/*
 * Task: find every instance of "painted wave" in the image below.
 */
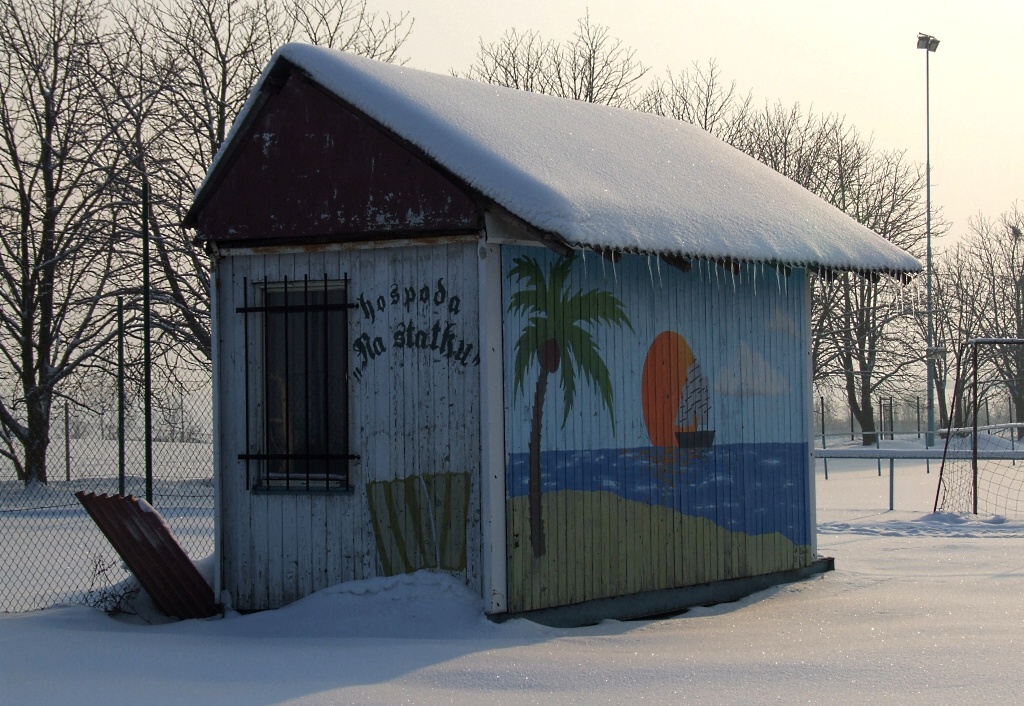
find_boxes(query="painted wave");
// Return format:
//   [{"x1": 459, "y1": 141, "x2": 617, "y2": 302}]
[{"x1": 506, "y1": 443, "x2": 811, "y2": 546}]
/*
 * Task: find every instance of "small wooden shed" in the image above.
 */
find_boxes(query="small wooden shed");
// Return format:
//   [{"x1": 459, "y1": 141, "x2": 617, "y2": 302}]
[{"x1": 186, "y1": 44, "x2": 920, "y2": 621}]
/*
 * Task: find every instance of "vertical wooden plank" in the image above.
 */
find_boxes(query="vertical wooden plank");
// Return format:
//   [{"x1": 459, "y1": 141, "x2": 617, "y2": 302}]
[
  {"x1": 801, "y1": 269, "x2": 816, "y2": 560},
  {"x1": 263, "y1": 252, "x2": 285, "y2": 609},
  {"x1": 704, "y1": 259, "x2": 720, "y2": 582},
  {"x1": 245, "y1": 255, "x2": 270, "y2": 608},
  {"x1": 217, "y1": 254, "x2": 245, "y2": 607},
  {"x1": 210, "y1": 264, "x2": 224, "y2": 602},
  {"x1": 279, "y1": 251, "x2": 301, "y2": 606},
  {"x1": 298, "y1": 250, "x2": 323, "y2": 598},
  {"x1": 354, "y1": 245, "x2": 381, "y2": 583}
]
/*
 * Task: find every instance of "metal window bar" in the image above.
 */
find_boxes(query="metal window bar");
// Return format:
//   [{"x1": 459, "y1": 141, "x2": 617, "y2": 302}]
[
  {"x1": 304, "y1": 275, "x2": 310, "y2": 491},
  {"x1": 243, "y1": 277, "x2": 252, "y2": 490},
  {"x1": 262, "y1": 274, "x2": 271, "y2": 488},
  {"x1": 323, "y1": 273, "x2": 331, "y2": 491},
  {"x1": 235, "y1": 275, "x2": 358, "y2": 491},
  {"x1": 286, "y1": 275, "x2": 293, "y2": 489}
]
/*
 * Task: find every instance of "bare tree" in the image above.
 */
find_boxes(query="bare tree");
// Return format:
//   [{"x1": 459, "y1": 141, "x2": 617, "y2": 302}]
[
  {"x1": 111, "y1": 0, "x2": 413, "y2": 364},
  {"x1": 734, "y1": 104, "x2": 932, "y2": 442},
  {"x1": 814, "y1": 143, "x2": 932, "y2": 443},
  {"x1": 463, "y1": 13, "x2": 647, "y2": 107},
  {"x1": 944, "y1": 206, "x2": 1024, "y2": 432},
  {"x1": 283, "y1": 0, "x2": 412, "y2": 61},
  {"x1": 635, "y1": 60, "x2": 751, "y2": 143},
  {"x1": 0, "y1": 0, "x2": 131, "y2": 483},
  {"x1": 928, "y1": 243, "x2": 990, "y2": 429},
  {"x1": 462, "y1": 28, "x2": 552, "y2": 94}
]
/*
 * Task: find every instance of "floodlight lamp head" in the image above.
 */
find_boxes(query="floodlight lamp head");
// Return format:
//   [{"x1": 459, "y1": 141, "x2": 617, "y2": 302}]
[{"x1": 918, "y1": 33, "x2": 939, "y2": 51}]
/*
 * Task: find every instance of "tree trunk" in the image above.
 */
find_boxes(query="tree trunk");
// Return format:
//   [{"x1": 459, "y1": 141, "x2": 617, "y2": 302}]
[
  {"x1": 935, "y1": 378, "x2": 949, "y2": 432},
  {"x1": 854, "y1": 404, "x2": 877, "y2": 446},
  {"x1": 527, "y1": 367, "x2": 550, "y2": 558},
  {"x1": 23, "y1": 389, "x2": 51, "y2": 485},
  {"x1": 1012, "y1": 390, "x2": 1024, "y2": 442},
  {"x1": 844, "y1": 367, "x2": 877, "y2": 446}
]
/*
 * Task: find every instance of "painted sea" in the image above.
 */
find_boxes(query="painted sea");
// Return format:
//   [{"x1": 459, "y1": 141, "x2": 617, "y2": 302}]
[{"x1": 506, "y1": 443, "x2": 811, "y2": 547}]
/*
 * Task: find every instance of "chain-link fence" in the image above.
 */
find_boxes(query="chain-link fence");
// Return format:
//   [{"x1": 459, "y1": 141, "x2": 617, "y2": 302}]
[{"x1": 0, "y1": 374, "x2": 213, "y2": 613}]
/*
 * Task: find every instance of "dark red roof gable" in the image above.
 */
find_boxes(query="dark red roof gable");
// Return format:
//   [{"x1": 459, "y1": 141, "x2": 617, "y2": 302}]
[{"x1": 190, "y1": 69, "x2": 482, "y2": 245}]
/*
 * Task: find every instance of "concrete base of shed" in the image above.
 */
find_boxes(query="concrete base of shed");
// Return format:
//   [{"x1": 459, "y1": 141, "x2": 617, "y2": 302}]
[{"x1": 494, "y1": 556, "x2": 835, "y2": 628}]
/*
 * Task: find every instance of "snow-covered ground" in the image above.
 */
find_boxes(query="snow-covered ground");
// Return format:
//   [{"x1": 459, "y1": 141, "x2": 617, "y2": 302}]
[{"x1": 4, "y1": 451, "x2": 1024, "y2": 704}]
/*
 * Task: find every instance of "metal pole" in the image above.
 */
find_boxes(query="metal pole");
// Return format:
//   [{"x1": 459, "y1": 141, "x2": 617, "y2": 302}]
[
  {"x1": 972, "y1": 342, "x2": 979, "y2": 514},
  {"x1": 917, "y1": 396, "x2": 921, "y2": 439},
  {"x1": 889, "y1": 458, "x2": 895, "y2": 511},
  {"x1": 64, "y1": 403, "x2": 70, "y2": 482},
  {"x1": 142, "y1": 180, "x2": 153, "y2": 504},
  {"x1": 1011, "y1": 393, "x2": 1017, "y2": 465},
  {"x1": 820, "y1": 396, "x2": 828, "y2": 480},
  {"x1": 924, "y1": 43, "x2": 936, "y2": 449},
  {"x1": 891, "y1": 397, "x2": 896, "y2": 439},
  {"x1": 884, "y1": 457, "x2": 892, "y2": 512},
  {"x1": 118, "y1": 296, "x2": 125, "y2": 496},
  {"x1": 876, "y1": 397, "x2": 882, "y2": 476}
]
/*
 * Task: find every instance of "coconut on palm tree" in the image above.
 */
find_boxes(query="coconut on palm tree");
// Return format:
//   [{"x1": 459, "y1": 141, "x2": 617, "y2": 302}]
[{"x1": 509, "y1": 253, "x2": 632, "y2": 557}]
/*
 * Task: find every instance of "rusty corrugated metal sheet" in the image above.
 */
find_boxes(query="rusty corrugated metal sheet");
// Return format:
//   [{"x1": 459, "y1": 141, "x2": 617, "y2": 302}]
[{"x1": 74, "y1": 492, "x2": 218, "y2": 620}]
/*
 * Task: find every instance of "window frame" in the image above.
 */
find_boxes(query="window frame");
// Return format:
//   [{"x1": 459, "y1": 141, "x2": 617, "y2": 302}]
[{"x1": 236, "y1": 274, "x2": 358, "y2": 493}]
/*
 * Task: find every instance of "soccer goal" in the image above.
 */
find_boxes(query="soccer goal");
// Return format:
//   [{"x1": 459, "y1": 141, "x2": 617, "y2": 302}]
[{"x1": 934, "y1": 338, "x2": 1024, "y2": 517}]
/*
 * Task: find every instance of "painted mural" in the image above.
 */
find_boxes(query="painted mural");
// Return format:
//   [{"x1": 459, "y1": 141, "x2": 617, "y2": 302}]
[
  {"x1": 507, "y1": 253, "x2": 632, "y2": 559},
  {"x1": 366, "y1": 471, "x2": 472, "y2": 576},
  {"x1": 502, "y1": 247, "x2": 813, "y2": 612},
  {"x1": 346, "y1": 256, "x2": 480, "y2": 582}
]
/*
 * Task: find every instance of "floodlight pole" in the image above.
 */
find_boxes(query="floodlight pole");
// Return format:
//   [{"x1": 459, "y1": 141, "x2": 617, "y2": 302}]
[{"x1": 919, "y1": 32, "x2": 939, "y2": 448}]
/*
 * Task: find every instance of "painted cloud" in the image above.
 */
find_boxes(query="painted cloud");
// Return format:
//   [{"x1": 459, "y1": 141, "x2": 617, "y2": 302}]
[{"x1": 715, "y1": 341, "x2": 789, "y2": 397}]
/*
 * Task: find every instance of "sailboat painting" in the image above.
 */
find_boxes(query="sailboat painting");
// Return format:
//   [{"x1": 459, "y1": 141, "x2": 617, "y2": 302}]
[
  {"x1": 641, "y1": 330, "x2": 715, "y2": 448},
  {"x1": 676, "y1": 358, "x2": 715, "y2": 448}
]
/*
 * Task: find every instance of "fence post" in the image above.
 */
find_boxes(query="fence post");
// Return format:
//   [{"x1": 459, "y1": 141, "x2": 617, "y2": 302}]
[
  {"x1": 820, "y1": 396, "x2": 828, "y2": 480},
  {"x1": 876, "y1": 397, "x2": 882, "y2": 476},
  {"x1": 972, "y1": 342, "x2": 979, "y2": 515},
  {"x1": 889, "y1": 458, "x2": 895, "y2": 511},
  {"x1": 917, "y1": 396, "x2": 921, "y2": 439},
  {"x1": 118, "y1": 296, "x2": 125, "y2": 497},
  {"x1": 1011, "y1": 393, "x2": 1017, "y2": 466},
  {"x1": 142, "y1": 180, "x2": 153, "y2": 505},
  {"x1": 64, "y1": 403, "x2": 70, "y2": 482}
]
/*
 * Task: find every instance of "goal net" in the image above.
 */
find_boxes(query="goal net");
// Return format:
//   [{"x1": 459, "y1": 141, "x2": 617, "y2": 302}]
[{"x1": 935, "y1": 339, "x2": 1024, "y2": 517}]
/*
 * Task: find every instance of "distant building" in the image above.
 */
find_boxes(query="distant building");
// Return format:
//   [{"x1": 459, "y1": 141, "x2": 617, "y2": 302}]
[{"x1": 186, "y1": 44, "x2": 920, "y2": 623}]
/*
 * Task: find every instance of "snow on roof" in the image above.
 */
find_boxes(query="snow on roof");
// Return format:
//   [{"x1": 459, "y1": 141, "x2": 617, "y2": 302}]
[{"x1": 215, "y1": 43, "x2": 922, "y2": 274}]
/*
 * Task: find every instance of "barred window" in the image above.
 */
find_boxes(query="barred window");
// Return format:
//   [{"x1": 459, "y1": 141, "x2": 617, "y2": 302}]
[{"x1": 238, "y1": 275, "x2": 357, "y2": 492}]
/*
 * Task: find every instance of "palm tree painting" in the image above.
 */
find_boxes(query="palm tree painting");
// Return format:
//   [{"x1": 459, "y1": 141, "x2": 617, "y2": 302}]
[{"x1": 509, "y1": 253, "x2": 632, "y2": 557}]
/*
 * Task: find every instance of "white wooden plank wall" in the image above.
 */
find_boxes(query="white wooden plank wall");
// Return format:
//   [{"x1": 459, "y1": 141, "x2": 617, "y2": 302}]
[{"x1": 216, "y1": 242, "x2": 482, "y2": 610}]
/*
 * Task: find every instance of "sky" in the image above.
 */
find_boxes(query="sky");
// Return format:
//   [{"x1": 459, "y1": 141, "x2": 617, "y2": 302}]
[
  {"x1": 375, "y1": 0, "x2": 1023, "y2": 250},
  {"x1": 5, "y1": 452, "x2": 1024, "y2": 704}
]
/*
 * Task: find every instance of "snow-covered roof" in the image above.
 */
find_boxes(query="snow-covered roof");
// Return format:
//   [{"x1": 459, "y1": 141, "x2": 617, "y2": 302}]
[{"x1": 207, "y1": 43, "x2": 922, "y2": 274}]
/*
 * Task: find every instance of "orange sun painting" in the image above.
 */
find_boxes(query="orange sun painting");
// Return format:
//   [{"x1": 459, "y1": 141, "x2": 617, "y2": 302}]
[{"x1": 641, "y1": 331, "x2": 714, "y2": 448}]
